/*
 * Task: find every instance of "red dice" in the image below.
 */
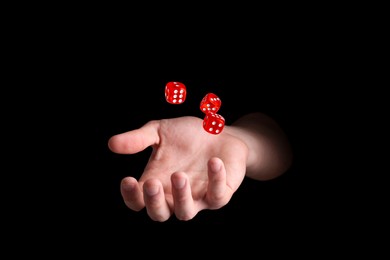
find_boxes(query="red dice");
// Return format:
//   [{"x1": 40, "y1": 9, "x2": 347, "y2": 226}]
[
  {"x1": 200, "y1": 93, "x2": 221, "y2": 114},
  {"x1": 200, "y1": 93, "x2": 224, "y2": 135},
  {"x1": 165, "y1": 81, "x2": 187, "y2": 104},
  {"x1": 203, "y1": 113, "x2": 225, "y2": 135}
]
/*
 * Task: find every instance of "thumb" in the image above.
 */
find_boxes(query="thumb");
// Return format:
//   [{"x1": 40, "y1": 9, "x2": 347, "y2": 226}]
[{"x1": 108, "y1": 120, "x2": 160, "y2": 154}]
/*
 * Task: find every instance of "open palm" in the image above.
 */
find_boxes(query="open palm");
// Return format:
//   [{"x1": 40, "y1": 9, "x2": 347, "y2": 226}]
[{"x1": 108, "y1": 116, "x2": 249, "y2": 221}]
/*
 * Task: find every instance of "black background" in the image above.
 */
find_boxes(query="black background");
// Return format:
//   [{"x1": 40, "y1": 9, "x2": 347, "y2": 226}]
[
  {"x1": 7, "y1": 8, "x2": 373, "y2": 255},
  {"x1": 24, "y1": 24, "x2": 350, "y2": 241},
  {"x1": 22, "y1": 36, "x2": 349, "y2": 245}
]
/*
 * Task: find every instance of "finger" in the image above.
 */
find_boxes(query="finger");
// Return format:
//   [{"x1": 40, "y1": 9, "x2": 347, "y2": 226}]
[
  {"x1": 120, "y1": 177, "x2": 144, "y2": 211},
  {"x1": 171, "y1": 172, "x2": 196, "y2": 221},
  {"x1": 108, "y1": 120, "x2": 160, "y2": 154},
  {"x1": 206, "y1": 157, "x2": 229, "y2": 208},
  {"x1": 143, "y1": 179, "x2": 171, "y2": 222}
]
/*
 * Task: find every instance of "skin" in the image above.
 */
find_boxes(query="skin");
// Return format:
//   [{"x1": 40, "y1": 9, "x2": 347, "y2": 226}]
[{"x1": 108, "y1": 112, "x2": 292, "y2": 222}]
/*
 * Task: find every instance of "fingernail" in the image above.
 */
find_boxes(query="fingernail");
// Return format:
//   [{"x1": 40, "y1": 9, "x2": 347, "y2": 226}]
[
  {"x1": 173, "y1": 177, "x2": 186, "y2": 189},
  {"x1": 145, "y1": 185, "x2": 159, "y2": 196},
  {"x1": 122, "y1": 182, "x2": 135, "y2": 192},
  {"x1": 210, "y1": 160, "x2": 221, "y2": 172}
]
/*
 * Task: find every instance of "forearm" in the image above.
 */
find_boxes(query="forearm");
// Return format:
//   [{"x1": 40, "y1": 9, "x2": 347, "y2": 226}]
[{"x1": 226, "y1": 112, "x2": 293, "y2": 180}]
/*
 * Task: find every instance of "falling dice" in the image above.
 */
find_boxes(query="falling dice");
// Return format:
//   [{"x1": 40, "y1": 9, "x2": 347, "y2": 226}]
[
  {"x1": 200, "y1": 93, "x2": 221, "y2": 114},
  {"x1": 165, "y1": 81, "x2": 187, "y2": 104},
  {"x1": 203, "y1": 113, "x2": 225, "y2": 135}
]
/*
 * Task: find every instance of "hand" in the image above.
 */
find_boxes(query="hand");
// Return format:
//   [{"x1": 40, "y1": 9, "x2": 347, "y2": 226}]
[{"x1": 108, "y1": 116, "x2": 249, "y2": 221}]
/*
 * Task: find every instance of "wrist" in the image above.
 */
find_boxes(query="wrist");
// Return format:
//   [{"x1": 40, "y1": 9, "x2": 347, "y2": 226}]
[{"x1": 227, "y1": 112, "x2": 292, "y2": 180}]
